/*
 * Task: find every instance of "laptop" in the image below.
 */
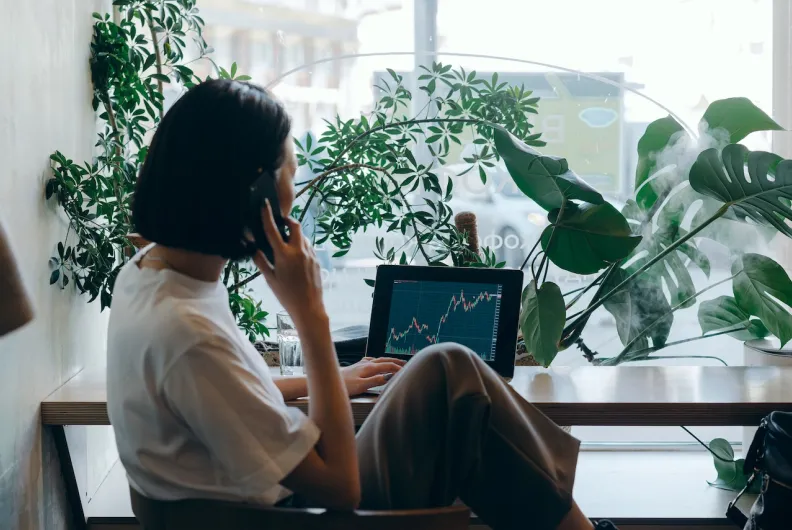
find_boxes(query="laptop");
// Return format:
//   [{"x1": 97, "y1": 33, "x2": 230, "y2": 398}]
[{"x1": 363, "y1": 265, "x2": 524, "y2": 393}]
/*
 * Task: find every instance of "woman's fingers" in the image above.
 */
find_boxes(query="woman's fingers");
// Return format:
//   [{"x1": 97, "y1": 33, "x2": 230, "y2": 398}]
[
  {"x1": 359, "y1": 374, "x2": 389, "y2": 389},
  {"x1": 252, "y1": 250, "x2": 275, "y2": 280},
  {"x1": 364, "y1": 362, "x2": 402, "y2": 376},
  {"x1": 284, "y1": 216, "x2": 303, "y2": 240},
  {"x1": 260, "y1": 200, "x2": 287, "y2": 253},
  {"x1": 371, "y1": 357, "x2": 406, "y2": 366}
]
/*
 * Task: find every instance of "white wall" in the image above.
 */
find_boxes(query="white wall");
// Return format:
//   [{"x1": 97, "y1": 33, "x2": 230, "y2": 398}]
[{"x1": 0, "y1": 1, "x2": 115, "y2": 528}]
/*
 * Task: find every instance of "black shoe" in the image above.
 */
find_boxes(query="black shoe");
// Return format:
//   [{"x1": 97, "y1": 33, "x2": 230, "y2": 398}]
[{"x1": 593, "y1": 521, "x2": 619, "y2": 530}]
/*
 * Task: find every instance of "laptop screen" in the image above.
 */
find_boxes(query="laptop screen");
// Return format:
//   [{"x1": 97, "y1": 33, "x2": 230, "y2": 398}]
[
  {"x1": 385, "y1": 280, "x2": 503, "y2": 361},
  {"x1": 367, "y1": 265, "x2": 522, "y2": 378}
]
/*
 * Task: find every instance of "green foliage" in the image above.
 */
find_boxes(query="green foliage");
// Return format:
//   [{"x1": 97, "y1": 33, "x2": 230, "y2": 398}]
[
  {"x1": 47, "y1": 1, "x2": 267, "y2": 337},
  {"x1": 493, "y1": 127, "x2": 603, "y2": 210},
  {"x1": 698, "y1": 295, "x2": 769, "y2": 341},
  {"x1": 702, "y1": 97, "x2": 784, "y2": 144},
  {"x1": 540, "y1": 203, "x2": 641, "y2": 275},
  {"x1": 708, "y1": 438, "x2": 760, "y2": 493},
  {"x1": 519, "y1": 280, "x2": 565, "y2": 367},
  {"x1": 732, "y1": 254, "x2": 792, "y2": 346},
  {"x1": 500, "y1": 95, "x2": 792, "y2": 366},
  {"x1": 690, "y1": 144, "x2": 792, "y2": 237},
  {"x1": 292, "y1": 63, "x2": 546, "y2": 268}
]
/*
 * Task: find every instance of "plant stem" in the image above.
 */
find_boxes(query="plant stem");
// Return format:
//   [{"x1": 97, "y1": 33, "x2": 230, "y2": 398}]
[
  {"x1": 300, "y1": 118, "x2": 488, "y2": 199},
  {"x1": 146, "y1": 11, "x2": 164, "y2": 120},
  {"x1": 680, "y1": 426, "x2": 735, "y2": 461},
  {"x1": 598, "y1": 324, "x2": 746, "y2": 366},
  {"x1": 101, "y1": 97, "x2": 131, "y2": 227},
  {"x1": 383, "y1": 172, "x2": 432, "y2": 264},
  {"x1": 565, "y1": 270, "x2": 607, "y2": 309},
  {"x1": 295, "y1": 163, "x2": 387, "y2": 199},
  {"x1": 638, "y1": 355, "x2": 729, "y2": 366},
  {"x1": 229, "y1": 268, "x2": 259, "y2": 292},
  {"x1": 562, "y1": 285, "x2": 588, "y2": 297},
  {"x1": 520, "y1": 237, "x2": 542, "y2": 271},
  {"x1": 565, "y1": 204, "x2": 729, "y2": 332},
  {"x1": 612, "y1": 272, "x2": 739, "y2": 362}
]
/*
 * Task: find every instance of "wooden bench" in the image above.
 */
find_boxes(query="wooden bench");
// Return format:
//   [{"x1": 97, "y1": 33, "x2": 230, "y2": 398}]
[{"x1": 44, "y1": 365, "x2": 792, "y2": 529}]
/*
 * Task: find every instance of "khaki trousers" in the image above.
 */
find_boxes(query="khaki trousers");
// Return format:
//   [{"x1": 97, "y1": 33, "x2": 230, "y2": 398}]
[{"x1": 356, "y1": 344, "x2": 580, "y2": 530}]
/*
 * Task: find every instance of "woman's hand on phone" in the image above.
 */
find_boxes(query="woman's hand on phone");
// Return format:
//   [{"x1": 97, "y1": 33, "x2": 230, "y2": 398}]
[{"x1": 254, "y1": 201, "x2": 326, "y2": 326}]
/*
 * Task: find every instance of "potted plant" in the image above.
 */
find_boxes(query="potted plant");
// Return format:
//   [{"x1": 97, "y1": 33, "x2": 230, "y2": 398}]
[
  {"x1": 487, "y1": 98, "x2": 790, "y2": 369},
  {"x1": 44, "y1": 1, "x2": 547, "y2": 345}
]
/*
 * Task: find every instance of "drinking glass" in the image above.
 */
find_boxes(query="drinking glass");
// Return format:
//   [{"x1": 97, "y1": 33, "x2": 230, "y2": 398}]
[{"x1": 278, "y1": 312, "x2": 303, "y2": 376}]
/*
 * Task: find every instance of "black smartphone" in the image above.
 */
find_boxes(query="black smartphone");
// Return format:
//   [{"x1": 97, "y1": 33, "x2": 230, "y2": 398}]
[{"x1": 247, "y1": 170, "x2": 289, "y2": 265}]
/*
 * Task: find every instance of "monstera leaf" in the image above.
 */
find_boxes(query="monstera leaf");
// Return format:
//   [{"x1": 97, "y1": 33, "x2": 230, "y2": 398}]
[
  {"x1": 634, "y1": 98, "x2": 782, "y2": 214},
  {"x1": 732, "y1": 253, "x2": 792, "y2": 346},
  {"x1": 689, "y1": 144, "x2": 792, "y2": 238},
  {"x1": 494, "y1": 127, "x2": 604, "y2": 211},
  {"x1": 702, "y1": 97, "x2": 784, "y2": 144},
  {"x1": 634, "y1": 116, "x2": 687, "y2": 210},
  {"x1": 698, "y1": 295, "x2": 769, "y2": 341},
  {"x1": 622, "y1": 199, "x2": 711, "y2": 309},
  {"x1": 519, "y1": 280, "x2": 565, "y2": 367},
  {"x1": 540, "y1": 202, "x2": 641, "y2": 275},
  {"x1": 601, "y1": 267, "x2": 673, "y2": 354}
]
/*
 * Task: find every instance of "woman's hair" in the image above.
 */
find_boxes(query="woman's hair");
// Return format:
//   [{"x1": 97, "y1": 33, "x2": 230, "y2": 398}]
[{"x1": 133, "y1": 79, "x2": 291, "y2": 259}]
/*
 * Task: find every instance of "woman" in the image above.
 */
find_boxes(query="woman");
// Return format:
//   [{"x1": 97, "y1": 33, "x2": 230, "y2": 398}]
[{"x1": 106, "y1": 79, "x2": 617, "y2": 530}]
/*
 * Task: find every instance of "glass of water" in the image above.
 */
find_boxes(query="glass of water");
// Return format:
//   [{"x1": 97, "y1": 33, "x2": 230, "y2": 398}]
[{"x1": 278, "y1": 312, "x2": 303, "y2": 376}]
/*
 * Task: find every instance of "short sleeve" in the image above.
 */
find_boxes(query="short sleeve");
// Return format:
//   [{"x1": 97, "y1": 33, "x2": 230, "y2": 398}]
[{"x1": 161, "y1": 336, "x2": 320, "y2": 496}]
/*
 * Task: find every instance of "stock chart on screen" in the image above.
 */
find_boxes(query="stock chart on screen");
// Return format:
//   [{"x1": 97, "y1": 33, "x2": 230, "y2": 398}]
[{"x1": 385, "y1": 280, "x2": 502, "y2": 361}]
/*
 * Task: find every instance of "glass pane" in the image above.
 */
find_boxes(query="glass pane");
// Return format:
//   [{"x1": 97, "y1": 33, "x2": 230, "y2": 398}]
[
  {"x1": 199, "y1": 0, "x2": 780, "y2": 359},
  {"x1": 196, "y1": 0, "x2": 782, "y2": 446}
]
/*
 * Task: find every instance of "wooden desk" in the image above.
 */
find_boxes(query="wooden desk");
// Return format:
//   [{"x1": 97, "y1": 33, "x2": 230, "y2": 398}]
[{"x1": 43, "y1": 365, "x2": 792, "y2": 426}]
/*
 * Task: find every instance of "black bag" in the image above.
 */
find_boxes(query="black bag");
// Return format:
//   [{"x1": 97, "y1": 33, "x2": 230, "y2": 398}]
[{"x1": 728, "y1": 411, "x2": 792, "y2": 529}]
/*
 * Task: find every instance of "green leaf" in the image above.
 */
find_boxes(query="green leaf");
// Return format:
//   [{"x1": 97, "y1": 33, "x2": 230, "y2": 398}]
[
  {"x1": 698, "y1": 295, "x2": 770, "y2": 341},
  {"x1": 602, "y1": 267, "x2": 673, "y2": 354},
  {"x1": 689, "y1": 144, "x2": 792, "y2": 237},
  {"x1": 49, "y1": 269, "x2": 60, "y2": 285},
  {"x1": 149, "y1": 73, "x2": 170, "y2": 83},
  {"x1": 701, "y1": 97, "x2": 784, "y2": 144},
  {"x1": 519, "y1": 280, "x2": 565, "y2": 367},
  {"x1": 541, "y1": 202, "x2": 641, "y2": 275},
  {"x1": 707, "y1": 438, "x2": 759, "y2": 493},
  {"x1": 732, "y1": 253, "x2": 792, "y2": 346},
  {"x1": 235, "y1": 75, "x2": 251, "y2": 81},
  {"x1": 364, "y1": 279, "x2": 375, "y2": 287},
  {"x1": 623, "y1": 201, "x2": 703, "y2": 308},
  {"x1": 494, "y1": 127, "x2": 604, "y2": 211},
  {"x1": 230, "y1": 62, "x2": 237, "y2": 78},
  {"x1": 634, "y1": 116, "x2": 687, "y2": 210}
]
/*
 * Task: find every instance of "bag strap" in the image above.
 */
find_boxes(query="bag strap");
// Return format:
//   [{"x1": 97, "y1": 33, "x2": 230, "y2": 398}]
[{"x1": 726, "y1": 471, "x2": 756, "y2": 528}]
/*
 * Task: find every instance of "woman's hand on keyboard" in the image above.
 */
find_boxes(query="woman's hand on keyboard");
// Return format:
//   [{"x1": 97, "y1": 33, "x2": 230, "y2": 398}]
[{"x1": 341, "y1": 357, "x2": 406, "y2": 396}]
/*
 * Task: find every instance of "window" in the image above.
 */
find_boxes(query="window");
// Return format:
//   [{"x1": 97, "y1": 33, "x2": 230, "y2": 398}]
[{"x1": 201, "y1": 1, "x2": 788, "y2": 447}]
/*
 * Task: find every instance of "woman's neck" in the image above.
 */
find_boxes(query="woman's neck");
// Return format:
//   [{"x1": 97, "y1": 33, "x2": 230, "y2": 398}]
[{"x1": 143, "y1": 245, "x2": 227, "y2": 283}]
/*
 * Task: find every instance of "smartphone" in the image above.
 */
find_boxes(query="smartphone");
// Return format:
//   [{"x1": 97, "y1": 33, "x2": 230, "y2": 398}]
[{"x1": 247, "y1": 170, "x2": 289, "y2": 265}]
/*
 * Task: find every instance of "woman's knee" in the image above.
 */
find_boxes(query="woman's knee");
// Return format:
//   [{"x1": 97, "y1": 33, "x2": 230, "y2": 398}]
[{"x1": 415, "y1": 342, "x2": 482, "y2": 370}]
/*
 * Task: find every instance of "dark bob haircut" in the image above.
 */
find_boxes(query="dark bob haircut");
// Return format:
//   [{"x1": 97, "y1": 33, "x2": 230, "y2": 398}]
[{"x1": 133, "y1": 79, "x2": 291, "y2": 259}]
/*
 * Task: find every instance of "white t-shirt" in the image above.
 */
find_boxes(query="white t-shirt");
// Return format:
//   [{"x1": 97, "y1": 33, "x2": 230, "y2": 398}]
[{"x1": 106, "y1": 246, "x2": 319, "y2": 505}]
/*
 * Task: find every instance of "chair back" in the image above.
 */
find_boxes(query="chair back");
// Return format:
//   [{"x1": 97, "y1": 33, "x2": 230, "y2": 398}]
[{"x1": 130, "y1": 487, "x2": 470, "y2": 530}]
